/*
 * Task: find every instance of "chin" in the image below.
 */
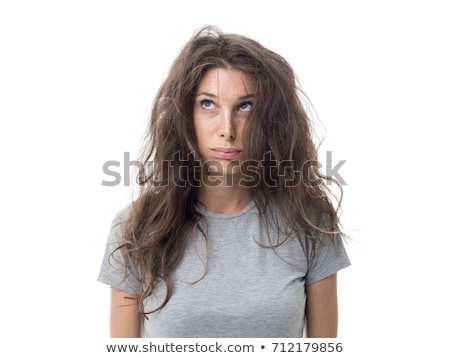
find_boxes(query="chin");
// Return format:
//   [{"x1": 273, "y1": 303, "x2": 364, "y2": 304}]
[{"x1": 205, "y1": 159, "x2": 242, "y2": 175}]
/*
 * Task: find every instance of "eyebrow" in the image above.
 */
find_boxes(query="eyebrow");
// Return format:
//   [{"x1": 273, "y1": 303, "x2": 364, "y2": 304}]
[{"x1": 196, "y1": 92, "x2": 255, "y2": 101}]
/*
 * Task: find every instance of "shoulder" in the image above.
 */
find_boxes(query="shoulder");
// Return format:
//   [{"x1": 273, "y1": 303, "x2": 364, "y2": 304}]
[{"x1": 110, "y1": 202, "x2": 133, "y2": 229}]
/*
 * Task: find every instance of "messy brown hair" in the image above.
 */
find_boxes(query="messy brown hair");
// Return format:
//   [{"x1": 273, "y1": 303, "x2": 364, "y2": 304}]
[{"x1": 111, "y1": 25, "x2": 345, "y2": 316}]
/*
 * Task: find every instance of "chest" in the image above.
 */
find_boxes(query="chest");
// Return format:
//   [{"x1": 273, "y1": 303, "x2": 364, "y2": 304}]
[{"x1": 143, "y1": 216, "x2": 308, "y2": 337}]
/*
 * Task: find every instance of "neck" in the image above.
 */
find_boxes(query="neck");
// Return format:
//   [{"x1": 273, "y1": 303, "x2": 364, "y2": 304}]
[{"x1": 197, "y1": 174, "x2": 253, "y2": 215}]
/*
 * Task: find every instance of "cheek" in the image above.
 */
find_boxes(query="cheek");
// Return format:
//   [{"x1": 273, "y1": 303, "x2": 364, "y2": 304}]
[
  {"x1": 194, "y1": 116, "x2": 213, "y2": 137},
  {"x1": 196, "y1": 128, "x2": 212, "y2": 149},
  {"x1": 192, "y1": 112, "x2": 201, "y2": 137},
  {"x1": 193, "y1": 120, "x2": 207, "y2": 146}
]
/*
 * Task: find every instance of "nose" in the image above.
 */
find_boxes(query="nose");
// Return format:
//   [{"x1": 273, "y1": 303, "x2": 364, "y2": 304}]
[{"x1": 219, "y1": 110, "x2": 236, "y2": 140}]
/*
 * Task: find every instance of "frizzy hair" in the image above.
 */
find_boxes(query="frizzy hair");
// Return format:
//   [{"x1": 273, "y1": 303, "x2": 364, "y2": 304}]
[{"x1": 111, "y1": 25, "x2": 345, "y2": 316}]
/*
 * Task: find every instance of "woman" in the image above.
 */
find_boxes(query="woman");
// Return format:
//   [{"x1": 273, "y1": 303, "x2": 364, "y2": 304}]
[{"x1": 98, "y1": 26, "x2": 350, "y2": 338}]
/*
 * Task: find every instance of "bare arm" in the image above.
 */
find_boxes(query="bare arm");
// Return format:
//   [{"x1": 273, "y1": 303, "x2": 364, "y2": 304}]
[
  {"x1": 305, "y1": 273, "x2": 338, "y2": 338},
  {"x1": 110, "y1": 287, "x2": 142, "y2": 338}
]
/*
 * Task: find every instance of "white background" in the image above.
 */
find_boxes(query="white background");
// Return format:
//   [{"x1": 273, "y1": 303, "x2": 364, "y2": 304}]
[{"x1": 1, "y1": 0, "x2": 449, "y2": 356}]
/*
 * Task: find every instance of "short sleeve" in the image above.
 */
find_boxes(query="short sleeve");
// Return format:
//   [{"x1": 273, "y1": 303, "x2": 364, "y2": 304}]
[
  {"x1": 304, "y1": 233, "x2": 351, "y2": 285},
  {"x1": 97, "y1": 207, "x2": 141, "y2": 294}
]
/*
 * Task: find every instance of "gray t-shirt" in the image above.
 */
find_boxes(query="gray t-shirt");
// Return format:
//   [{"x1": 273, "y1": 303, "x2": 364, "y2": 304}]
[{"x1": 98, "y1": 200, "x2": 350, "y2": 338}]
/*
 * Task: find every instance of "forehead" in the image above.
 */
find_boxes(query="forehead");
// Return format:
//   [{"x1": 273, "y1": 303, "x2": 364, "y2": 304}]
[{"x1": 196, "y1": 67, "x2": 256, "y2": 96}]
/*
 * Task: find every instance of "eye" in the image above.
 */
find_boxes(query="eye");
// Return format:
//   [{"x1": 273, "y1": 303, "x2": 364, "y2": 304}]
[
  {"x1": 201, "y1": 100, "x2": 215, "y2": 109},
  {"x1": 239, "y1": 102, "x2": 253, "y2": 112}
]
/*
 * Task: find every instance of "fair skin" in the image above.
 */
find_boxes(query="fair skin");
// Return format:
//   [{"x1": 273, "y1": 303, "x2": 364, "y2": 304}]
[
  {"x1": 305, "y1": 273, "x2": 339, "y2": 337},
  {"x1": 193, "y1": 67, "x2": 254, "y2": 214},
  {"x1": 110, "y1": 288, "x2": 141, "y2": 337},
  {"x1": 110, "y1": 67, "x2": 339, "y2": 337}
]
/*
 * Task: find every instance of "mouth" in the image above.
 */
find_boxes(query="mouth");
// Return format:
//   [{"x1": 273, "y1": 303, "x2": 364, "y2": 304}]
[{"x1": 211, "y1": 148, "x2": 242, "y2": 159}]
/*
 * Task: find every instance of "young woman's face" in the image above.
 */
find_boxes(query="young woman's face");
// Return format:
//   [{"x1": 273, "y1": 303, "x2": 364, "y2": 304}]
[{"x1": 193, "y1": 67, "x2": 256, "y2": 176}]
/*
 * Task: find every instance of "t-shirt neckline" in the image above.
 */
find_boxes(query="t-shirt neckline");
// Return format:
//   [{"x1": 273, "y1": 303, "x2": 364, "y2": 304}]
[{"x1": 199, "y1": 200, "x2": 256, "y2": 220}]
